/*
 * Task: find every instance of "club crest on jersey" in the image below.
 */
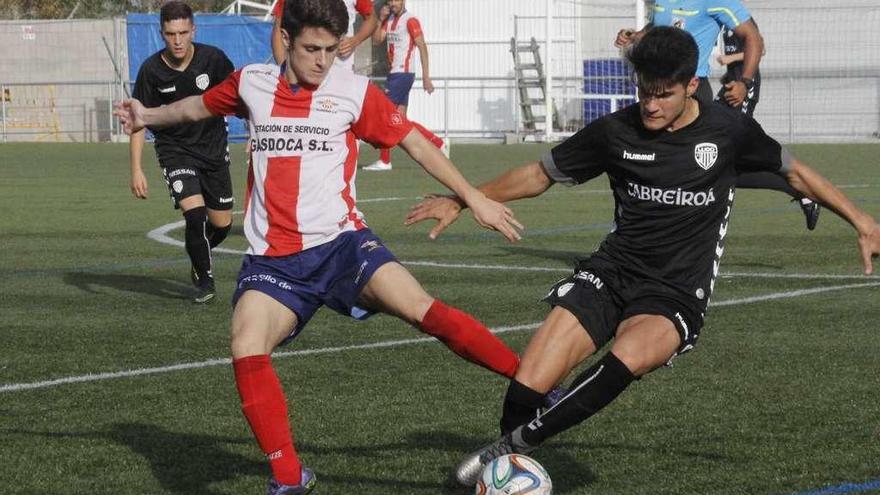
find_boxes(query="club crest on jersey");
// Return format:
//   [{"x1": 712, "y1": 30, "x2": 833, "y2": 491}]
[
  {"x1": 316, "y1": 97, "x2": 338, "y2": 114},
  {"x1": 195, "y1": 74, "x2": 210, "y2": 90},
  {"x1": 694, "y1": 142, "x2": 718, "y2": 170}
]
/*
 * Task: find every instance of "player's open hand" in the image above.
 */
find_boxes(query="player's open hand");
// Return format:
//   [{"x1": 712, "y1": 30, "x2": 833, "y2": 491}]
[
  {"x1": 405, "y1": 194, "x2": 463, "y2": 239},
  {"x1": 723, "y1": 81, "x2": 747, "y2": 107},
  {"x1": 467, "y1": 194, "x2": 524, "y2": 242},
  {"x1": 857, "y1": 221, "x2": 880, "y2": 275},
  {"x1": 113, "y1": 99, "x2": 146, "y2": 135},
  {"x1": 130, "y1": 169, "x2": 149, "y2": 199}
]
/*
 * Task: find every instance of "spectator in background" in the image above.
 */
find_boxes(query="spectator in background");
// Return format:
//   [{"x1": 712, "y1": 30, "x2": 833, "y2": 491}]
[{"x1": 363, "y1": 0, "x2": 448, "y2": 171}]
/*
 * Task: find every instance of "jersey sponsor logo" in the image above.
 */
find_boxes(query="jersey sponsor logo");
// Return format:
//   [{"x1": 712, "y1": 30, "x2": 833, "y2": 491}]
[
  {"x1": 622, "y1": 149, "x2": 656, "y2": 162},
  {"x1": 626, "y1": 181, "x2": 717, "y2": 207},
  {"x1": 694, "y1": 142, "x2": 719, "y2": 170},
  {"x1": 574, "y1": 270, "x2": 604, "y2": 290},
  {"x1": 249, "y1": 137, "x2": 334, "y2": 153},
  {"x1": 195, "y1": 73, "x2": 210, "y2": 91},
  {"x1": 158, "y1": 85, "x2": 176, "y2": 94}
]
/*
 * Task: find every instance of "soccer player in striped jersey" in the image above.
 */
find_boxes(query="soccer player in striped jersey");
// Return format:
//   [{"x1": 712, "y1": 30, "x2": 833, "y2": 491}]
[
  {"x1": 408, "y1": 27, "x2": 880, "y2": 488},
  {"x1": 116, "y1": 1, "x2": 526, "y2": 493},
  {"x1": 363, "y1": 0, "x2": 448, "y2": 171}
]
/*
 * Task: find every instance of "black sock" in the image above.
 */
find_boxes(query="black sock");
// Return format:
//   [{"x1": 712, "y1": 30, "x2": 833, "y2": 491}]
[
  {"x1": 521, "y1": 352, "x2": 635, "y2": 446},
  {"x1": 206, "y1": 220, "x2": 232, "y2": 248},
  {"x1": 183, "y1": 207, "x2": 212, "y2": 286},
  {"x1": 500, "y1": 380, "x2": 545, "y2": 435}
]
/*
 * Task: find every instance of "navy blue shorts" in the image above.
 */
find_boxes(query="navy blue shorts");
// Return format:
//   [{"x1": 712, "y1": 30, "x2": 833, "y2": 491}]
[
  {"x1": 385, "y1": 72, "x2": 415, "y2": 106},
  {"x1": 232, "y1": 229, "x2": 398, "y2": 344}
]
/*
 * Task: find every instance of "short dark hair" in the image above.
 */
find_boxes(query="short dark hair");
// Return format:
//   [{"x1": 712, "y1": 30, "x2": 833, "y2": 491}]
[
  {"x1": 628, "y1": 26, "x2": 698, "y2": 93},
  {"x1": 281, "y1": 0, "x2": 349, "y2": 41},
  {"x1": 160, "y1": 1, "x2": 194, "y2": 26}
]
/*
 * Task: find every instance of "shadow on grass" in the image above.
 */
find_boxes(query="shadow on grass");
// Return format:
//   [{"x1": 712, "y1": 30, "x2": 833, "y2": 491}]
[
  {"x1": 62, "y1": 272, "x2": 191, "y2": 300},
  {"x1": 8, "y1": 423, "x2": 261, "y2": 494}
]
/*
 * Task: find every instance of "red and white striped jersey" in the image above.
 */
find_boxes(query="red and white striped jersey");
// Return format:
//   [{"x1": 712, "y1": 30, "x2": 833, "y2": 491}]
[
  {"x1": 383, "y1": 10, "x2": 423, "y2": 74},
  {"x1": 272, "y1": 0, "x2": 374, "y2": 70},
  {"x1": 202, "y1": 63, "x2": 412, "y2": 256}
]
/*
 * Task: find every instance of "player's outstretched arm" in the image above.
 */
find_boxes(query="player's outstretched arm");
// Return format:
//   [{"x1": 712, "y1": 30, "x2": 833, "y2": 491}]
[
  {"x1": 786, "y1": 158, "x2": 880, "y2": 274},
  {"x1": 399, "y1": 129, "x2": 524, "y2": 242},
  {"x1": 405, "y1": 159, "x2": 553, "y2": 240},
  {"x1": 114, "y1": 95, "x2": 213, "y2": 135},
  {"x1": 128, "y1": 128, "x2": 149, "y2": 199}
]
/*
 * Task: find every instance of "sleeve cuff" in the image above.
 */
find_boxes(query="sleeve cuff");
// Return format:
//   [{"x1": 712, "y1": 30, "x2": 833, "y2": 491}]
[
  {"x1": 779, "y1": 146, "x2": 793, "y2": 174},
  {"x1": 540, "y1": 150, "x2": 575, "y2": 186}
]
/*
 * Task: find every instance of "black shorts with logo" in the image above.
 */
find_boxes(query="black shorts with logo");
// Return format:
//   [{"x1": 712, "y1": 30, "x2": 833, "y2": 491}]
[
  {"x1": 542, "y1": 257, "x2": 704, "y2": 356},
  {"x1": 160, "y1": 157, "x2": 234, "y2": 211}
]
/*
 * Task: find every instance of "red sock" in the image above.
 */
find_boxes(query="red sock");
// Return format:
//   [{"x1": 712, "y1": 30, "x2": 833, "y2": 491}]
[
  {"x1": 413, "y1": 121, "x2": 444, "y2": 148},
  {"x1": 380, "y1": 148, "x2": 391, "y2": 163},
  {"x1": 233, "y1": 355, "x2": 302, "y2": 485},
  {"x1": 419, "y1": 300, "x2": 519, "y2": 378}
]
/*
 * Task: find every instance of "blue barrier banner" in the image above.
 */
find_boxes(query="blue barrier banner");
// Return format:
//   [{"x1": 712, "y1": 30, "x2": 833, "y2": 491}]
[
  {"x1": 127, "y1": 13, "x2": 273, "y2": 141},
  {"x1": 583, "y1": 59, "x2": 636, "y2": 124}
]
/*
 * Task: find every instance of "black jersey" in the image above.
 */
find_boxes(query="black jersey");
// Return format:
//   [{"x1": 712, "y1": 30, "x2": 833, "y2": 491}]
[
  {"x1": 542, "y1": 101, "x2": 788, "y2": 307},
  {"x1": 720, "y1": 26, "x2": 760, "y2": 85},
  {"x1": 133, "y1": 43, "x2": 234, "y2": 168}
]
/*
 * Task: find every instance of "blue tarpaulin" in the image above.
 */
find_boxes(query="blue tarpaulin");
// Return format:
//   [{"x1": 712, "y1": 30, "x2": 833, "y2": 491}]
[
  {"x1": 583, "y1": 59, "x2": 637, "y2": 124},
  {"x1": 127, "y1": 14, "x2": 273, "y2": 141}
]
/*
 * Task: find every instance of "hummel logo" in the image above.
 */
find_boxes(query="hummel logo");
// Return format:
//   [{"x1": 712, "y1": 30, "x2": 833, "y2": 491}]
[
  {"x1": 622, "y1": 149, "x2": 656, "y2": 161},
  {"x1": 158, "y1": 86, "x2": 176, "y2": 94}
]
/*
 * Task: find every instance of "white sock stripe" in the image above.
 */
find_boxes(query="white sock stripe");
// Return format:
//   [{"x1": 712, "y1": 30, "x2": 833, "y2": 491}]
[{"x1": 538, "y1": 364, "x2": 605, "y2": 418}]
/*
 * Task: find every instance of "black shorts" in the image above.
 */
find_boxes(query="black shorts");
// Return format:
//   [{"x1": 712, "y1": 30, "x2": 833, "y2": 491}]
[
  {"x1": 542, "y1": 257, "x2": 704, "y2": 356},
  {"x1": 160, "y1": 157, "x2": 234, "y2": 211}
]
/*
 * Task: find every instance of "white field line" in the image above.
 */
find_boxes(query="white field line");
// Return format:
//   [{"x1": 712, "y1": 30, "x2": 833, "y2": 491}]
[
  {"x1": 21, "y1": 213, "x2": 871, "y2": 395},
  {"x1": 2, "y1": 282, "x2": 877, "y2": 394},
  {"x1": 147, "y1": 219, "x2": 880, "y2": 281}
]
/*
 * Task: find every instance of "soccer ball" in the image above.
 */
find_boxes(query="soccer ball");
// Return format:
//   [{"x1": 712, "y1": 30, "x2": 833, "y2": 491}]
[{"x1": 475, "y1": 454, "x2": 552, "y2": 494}]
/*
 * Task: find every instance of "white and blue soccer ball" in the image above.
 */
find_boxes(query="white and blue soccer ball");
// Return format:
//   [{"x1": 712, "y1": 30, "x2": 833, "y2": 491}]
[{"x1": 475, "y1": 454, "x2": 552, "y2": 494}]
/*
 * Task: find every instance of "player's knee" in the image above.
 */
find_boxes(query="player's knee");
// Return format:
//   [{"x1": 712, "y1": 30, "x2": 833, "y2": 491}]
[
  {"x1": 209, "y1": 220, "x2": 232, "y2": 247},
  {"x1": 183, "y1": 206, "x2": 208, "y2": 233},
  {"x1": 405, "y1": 295, "x2": 436, "y2": 326},
  {"x1": 230, "y1": 321, "x2": 269, "y2": 358}
]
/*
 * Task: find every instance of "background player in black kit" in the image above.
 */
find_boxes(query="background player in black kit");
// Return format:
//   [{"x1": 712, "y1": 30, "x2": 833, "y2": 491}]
[
  {"x1": 714, "y1": 23, "x2": 821, "y2": 229},
  {"x1": 406, "y1": 26, "x2": 880, "y2": 488},
  {"x1": 129, "y1": 1, "x2": 235, "y2": 303}
]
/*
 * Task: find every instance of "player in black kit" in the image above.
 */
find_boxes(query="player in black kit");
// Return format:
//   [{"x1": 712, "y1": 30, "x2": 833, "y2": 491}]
[
  {"x1": 714, "y1": 23, "x2": 820, "y2": 229},
  {"x1": 129, "y1": 1, "x2": 235, "y2": 303},
  {"x1": 405, "y1": 26, "x2": 880, "y2": 488}
]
